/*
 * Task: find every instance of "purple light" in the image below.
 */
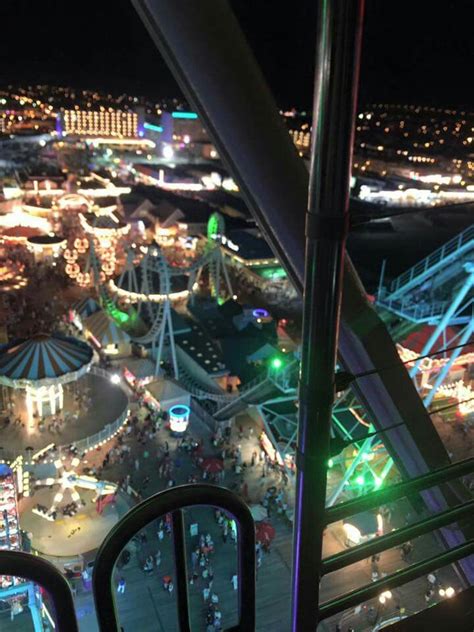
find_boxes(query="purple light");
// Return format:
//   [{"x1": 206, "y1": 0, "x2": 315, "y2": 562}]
[{"x1": 252, "y1": 308, "x2": 270, "y2": 319}]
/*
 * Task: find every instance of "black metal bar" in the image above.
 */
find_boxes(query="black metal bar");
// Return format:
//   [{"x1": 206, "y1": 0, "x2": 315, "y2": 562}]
[
  {"x1": 326, "y1": 457, "x2": 474, "y2": 525},
  {"x1": 171, "y1": 509, "x2": 191, "y2": 632},
  {"x1": 0, "y1": 550, "x2": 79, "y2": 632},
  {"x1": 92, "y1": 485, "x2": 255, "y2": 632},
  {"x1": 323, "y1": 499, "x2": 474, "y2": 575},
  {"x1": 319, "y1": 539, "x2": 474, "y2": 620},
  {"x1": 291, "y1": 1, "x2": 364, "y2": 629},
  {"x1": 129, "y1": 2, "x2": 473, "y2": 566}
]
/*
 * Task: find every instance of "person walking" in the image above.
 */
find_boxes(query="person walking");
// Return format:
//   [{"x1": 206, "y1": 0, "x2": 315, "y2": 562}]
[
  {"x1": 401, "y1": 541, "x2": 413, "y2": 562},
  {"x1": 117, "y1": 577, "x2": 126, "y2": 594},
  {"x1": 427, "y1": 572, "x2": 437, "y2": 588},
  {"x1": 134, "y1": 458, "x2": 140, "y2": 472},
  {"x1": 203, "y1": 586, "x2": 211, "y2": 602},
  {"x1": 231, "y1": 574, "x2": 238, "y2": 591}
]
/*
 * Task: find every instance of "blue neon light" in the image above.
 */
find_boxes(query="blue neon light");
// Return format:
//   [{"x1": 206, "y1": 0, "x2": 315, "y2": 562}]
[
  {"x1": 144, "y1": 122, "x2": 163, "y2": 133},
  {"x1": 172, "y1": 112, "x2": 198, "y2": 120},
  {"x1": 169, "y1": 405, "x2": 190, "y2": 418}
]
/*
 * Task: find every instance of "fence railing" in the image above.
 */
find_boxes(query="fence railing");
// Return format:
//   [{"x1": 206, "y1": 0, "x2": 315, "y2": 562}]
[
  {"x1": 388, "y1": 225, "x2": 474, "y2": 297},
  {"x1": 376, "y1": 296, "x2": 447, "y2": 323},
  {"x1": 71, "y1": 407, "x2": 130, "y2": 455},
  {"x1": 0, "y1": 365, "x2": 130, "y2": 464}
]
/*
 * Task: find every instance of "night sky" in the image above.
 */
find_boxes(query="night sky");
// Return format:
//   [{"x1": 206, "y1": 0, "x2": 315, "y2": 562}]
[{"x1": 1, "y1": 0, "x2": 474, "y2": 108}]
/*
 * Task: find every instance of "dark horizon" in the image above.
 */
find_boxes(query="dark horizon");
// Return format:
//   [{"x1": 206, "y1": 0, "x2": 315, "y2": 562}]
[{"x1": 2, "y1": 0, "x2": 474, "y2": 109}]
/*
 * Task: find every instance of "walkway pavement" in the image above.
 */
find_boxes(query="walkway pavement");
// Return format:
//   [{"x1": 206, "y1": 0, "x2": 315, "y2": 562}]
[{"x1": 48, "y1": 405, "x2": 461, "y2": 632}]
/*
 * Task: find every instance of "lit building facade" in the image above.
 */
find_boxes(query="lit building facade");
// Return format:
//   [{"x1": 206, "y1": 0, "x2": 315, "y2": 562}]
[
  {"x1": 59, "y1": 108, "x2": 139, "y2": 138},
  {"x1": 289, "y1": 128, "x2": 311, "y2": 151},
  {"x1": 160, "y1": 111, "x2": 209, "y2": 144}
]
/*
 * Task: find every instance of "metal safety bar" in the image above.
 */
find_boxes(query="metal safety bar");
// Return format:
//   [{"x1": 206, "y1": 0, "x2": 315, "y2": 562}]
[
  {"x1": 325, "y1": 456, "x2": 474, "y2": 524},
  {"x1": 92, "y1": 484, "x2": 256, "y2": 632},
  {"x1": 0, "y1": 550, "x2": 79, "y2": 632},
  {"x1": 316, "y1": 457, "x2": 474, "y2": 622},
  {"x1": 323, "y1": 498, "x2": 474, "y2": 575},
  {"x1": 320, "y1": 539, "x2": 474, "y2": 620}
]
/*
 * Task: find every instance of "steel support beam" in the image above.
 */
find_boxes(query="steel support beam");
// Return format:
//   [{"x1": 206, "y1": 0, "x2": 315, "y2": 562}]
[
  {"x1": 131, "y1": 0, "x2": 474, "y2": 587},
  {"x1": 424, "y1": 318, "x2": 474, "y2": 407},
  {"x1": 130, "y1": 0, "x2": 462, "y2": 492},
  {"x1": 291, "y1": 1, "x2": 362, "y2": 628},
  {"x1": 327, "y1": 435, "x2": 374, "y2": 507},
  {"x1": 409, "y1": 269, "x2": 474, "y2": 378}
]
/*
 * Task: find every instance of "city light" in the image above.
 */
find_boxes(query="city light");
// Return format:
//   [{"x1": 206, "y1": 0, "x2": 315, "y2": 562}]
[
  {"x1": 172, "y1": 111, "x2": 198, "y2": 119},
  {"x1": 162, "y1": 144, "x2": 174, "y2": 159},
  {"x1": 1, "y1": 67, "x2": 474, "y2": 632},
  {"x1": 379, "y1": 590, "x2": 392, "y2": 604},
  {"x1": 144, "y1": 122, "x2": 163, "y2": 133}
]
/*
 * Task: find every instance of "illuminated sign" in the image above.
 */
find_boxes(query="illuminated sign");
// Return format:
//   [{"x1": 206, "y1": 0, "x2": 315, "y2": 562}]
[
  {"x1": 144, "y1": 122, "x2": 163, "y2": 133},
  {"x1": 169, "y1": 404, "x2": 190, "y2": 433},
  {"x1": 172, "y1": 112, "x2": 198, "y2": 120}
]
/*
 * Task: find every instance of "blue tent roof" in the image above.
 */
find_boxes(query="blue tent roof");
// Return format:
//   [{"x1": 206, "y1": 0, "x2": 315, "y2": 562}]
[
  {"x1": 0, "y1": 334, "x2": 93, "y2": 384},
  {"x1": 73, "y1": 297, "x2": 100, "y2": 319}
]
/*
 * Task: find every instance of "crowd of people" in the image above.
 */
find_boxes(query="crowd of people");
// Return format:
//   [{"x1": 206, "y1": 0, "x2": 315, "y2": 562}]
[{"x1": 95, "y1": 384, "x2": 288, "y2": 630}]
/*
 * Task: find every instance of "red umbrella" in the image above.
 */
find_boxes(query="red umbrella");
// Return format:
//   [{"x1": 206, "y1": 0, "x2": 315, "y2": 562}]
[
  {"x1": 200, "y1": 457, "x2": 224, "y2": 473},
  {"x1": 255, "y1": 521, "x2": 276, "y2": 545}
]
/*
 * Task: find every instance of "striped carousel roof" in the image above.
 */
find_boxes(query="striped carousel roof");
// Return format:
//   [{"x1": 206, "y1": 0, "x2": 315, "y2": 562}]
[
  {"x1": 84, "y1": 310, "x2": 130, "y2": 346},
  {"x1": 0, "y1": 334, "x2": 93, "y2": 385},
  {"x1": 73, "y1": 296, "x2": 100, "y2": 319}
]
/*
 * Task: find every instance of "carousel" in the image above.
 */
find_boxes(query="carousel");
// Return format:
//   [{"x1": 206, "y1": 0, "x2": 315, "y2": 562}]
[
  {"x1": 0, "y1": 333, "x2": 129, "y2": 456},
  {"x1": 0, "y1": 333, "x2": 93, "y2": 419}
]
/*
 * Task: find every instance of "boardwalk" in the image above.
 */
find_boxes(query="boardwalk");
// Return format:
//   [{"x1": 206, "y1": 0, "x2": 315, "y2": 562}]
[{"x1": 0, "y1": 404, "x2": 464, "y2": 631}]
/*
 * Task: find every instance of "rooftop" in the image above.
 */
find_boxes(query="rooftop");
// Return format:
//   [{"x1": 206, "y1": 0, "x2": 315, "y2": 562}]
[{"x1": 175, "y1": 319, "x2": 228, "y2": 377}]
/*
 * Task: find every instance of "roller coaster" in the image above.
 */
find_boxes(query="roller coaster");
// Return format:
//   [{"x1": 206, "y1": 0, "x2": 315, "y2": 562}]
[
  {"x1": 87, "y1": 218, "x2": 473, "y2": 501},
  {"x1": 89, "y1": 215, "x2": 233, "y2": 379}
]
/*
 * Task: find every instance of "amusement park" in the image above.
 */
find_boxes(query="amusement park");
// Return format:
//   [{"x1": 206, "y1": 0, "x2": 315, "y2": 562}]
[
  {"x1": 0, "y1": 158, "x2": 472, "y2": 629},
  {"x1": 0, "y1": 3, "x2": 473, "y2": 627}
]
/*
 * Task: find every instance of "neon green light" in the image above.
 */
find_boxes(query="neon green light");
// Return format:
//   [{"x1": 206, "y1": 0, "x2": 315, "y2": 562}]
[
  {"x1": 271, "y1": 357, "x2": 283, "y2": 370},
  {"x1": 255, "y1": 266, "x2": 287, "y2": 280},
  {"x1": 328, "y1": 458, "x2": 334, "y2": 468},
  {"x1": 207, "y1": 212, "x2": 222, "y2": 240},
  {"x1": 105, "y1": 302, "x2": 130, "y2": 326},
  {"x1": 374, "y1": 476, "x2": 382, "y2": 488},
  {"x1": 356, "y1": 475, "x2": 365, "y2": 486}
]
